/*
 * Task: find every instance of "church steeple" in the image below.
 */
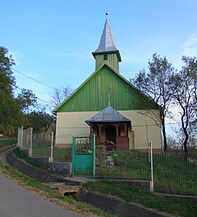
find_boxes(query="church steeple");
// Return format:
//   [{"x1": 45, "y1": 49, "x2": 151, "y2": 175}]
[{"x1": 92, "y1": 18, "x2": 121, "y2": 73}]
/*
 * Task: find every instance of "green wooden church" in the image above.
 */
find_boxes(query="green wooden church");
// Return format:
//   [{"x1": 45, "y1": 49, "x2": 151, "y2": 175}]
[{"x1": 55, "y1": 18, "x2": 162, "y2": 152}]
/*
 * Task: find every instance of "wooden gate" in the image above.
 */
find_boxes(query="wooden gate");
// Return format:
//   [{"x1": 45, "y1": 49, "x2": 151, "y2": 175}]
[{"x1": 72, "y1": 135, "x2": 95, "y2": 177}]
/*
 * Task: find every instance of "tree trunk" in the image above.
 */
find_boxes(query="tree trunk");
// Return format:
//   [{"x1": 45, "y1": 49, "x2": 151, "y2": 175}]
[
  {"x1": 181, "y1": 111, "x2": 188, "y2": 159},
  {"x1": 162, "y1": 118, "x2": 167, "y2": 154},
  {"x1": 160, "y1": 109, "x2": 167, "y2": 154},
  {"x1": 183, "y1": 127, "x2": 188, "y2": 158}
]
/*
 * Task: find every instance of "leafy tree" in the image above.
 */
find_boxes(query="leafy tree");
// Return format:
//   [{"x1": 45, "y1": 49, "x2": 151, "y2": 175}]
[
  {"x1": 132, "y1": 53, "x2": 174, "y2": 153},
  {"x1": 0, "y1": 46, "x2": 38, "y2": 136},
  {"x1": 169, "y1": 56, "x2": 197, "y2": 156},
  {"x1": 16, "y1": 88, "x2": 37, "y2": 113},
  {"x1": 24, "y1": 109, "x2": 55, "y2": 133},
  {"x1": 0, "y1": 47, "x2": 19, "y2": 136},
  {"x1": 50, "y1": 85, "x2": 72, "y2": 110}
]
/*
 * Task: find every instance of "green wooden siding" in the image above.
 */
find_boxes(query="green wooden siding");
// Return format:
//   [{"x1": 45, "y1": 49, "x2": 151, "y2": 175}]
[
  {"x1": 95, "y1": 53, "x2": 119, "y2": 73},
  {"x1": 57, "y1": 64, "x2": 158, "y2": 112}
]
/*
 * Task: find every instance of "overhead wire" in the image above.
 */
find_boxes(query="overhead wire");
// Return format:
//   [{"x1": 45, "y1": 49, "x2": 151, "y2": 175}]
[
  {"x1": 13, "y1": 68, "x2": 59, "y2": 91},
  {"x1": 12, "y1": 68, "x2": 61, "y2": 104},
  {"x1": 15, "y1": 86, "x2": 51, "y2": 104}
]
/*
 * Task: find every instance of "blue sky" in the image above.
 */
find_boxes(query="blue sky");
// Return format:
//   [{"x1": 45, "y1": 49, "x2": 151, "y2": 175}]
[{"x1": 1, "y1": 0, "x2": 197, "y2": 112}]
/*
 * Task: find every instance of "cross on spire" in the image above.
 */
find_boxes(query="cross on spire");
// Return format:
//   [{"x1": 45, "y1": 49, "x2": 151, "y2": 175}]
[
  {"x1": 108, "y1": 93, "x2": 111, "y2": 106},
  {"x1": 106, "y1": 12, "x2": 109, "y2": 19}
]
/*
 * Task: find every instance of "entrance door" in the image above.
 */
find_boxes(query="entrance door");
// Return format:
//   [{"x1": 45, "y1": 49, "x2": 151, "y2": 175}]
[{"x1": 105, "y1": 125, "x2": 116, "y2": 151}]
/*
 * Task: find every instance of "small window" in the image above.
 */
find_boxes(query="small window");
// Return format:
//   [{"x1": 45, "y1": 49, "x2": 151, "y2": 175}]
[{"x1": 104, "y1": 54, "x2": 108, "y2": 60}]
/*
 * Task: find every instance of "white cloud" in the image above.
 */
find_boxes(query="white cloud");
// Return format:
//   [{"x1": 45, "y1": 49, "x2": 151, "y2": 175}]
[{"x1": 182, "y1": 33, "x2": 197, "y2": 56}]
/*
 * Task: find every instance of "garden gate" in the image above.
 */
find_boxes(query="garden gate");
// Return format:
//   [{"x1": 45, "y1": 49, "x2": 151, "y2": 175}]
[{"x1": 72, "y1": 135, "x2": 95, "y2": 177}]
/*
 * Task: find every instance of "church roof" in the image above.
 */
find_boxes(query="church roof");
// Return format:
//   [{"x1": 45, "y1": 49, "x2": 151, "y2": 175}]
[
  {"x1": 92, "y1": 18, "x2": 121, "y2": 61},
  {"x1": 94, "y1": 19, "x2": 117, "y2": 53},
  {"x1": 86, "y1": 105, "x2": 131, "y2": 125}
]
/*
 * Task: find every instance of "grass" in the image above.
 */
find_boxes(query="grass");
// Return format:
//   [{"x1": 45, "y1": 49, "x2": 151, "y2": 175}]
[
  {"x1": 0, "y1": 138, "x2": 17, "y2": 149},
  {"x1": 84, "y1": 180, "x2": 197, "y2": 217},
  {"x1": 154, "y1": 153, "x2": 197, "y2": 195},
  {"x1": 98, "y1": 150, "x2": 150, "y2": 179},
  {"x1": 13, "y1": 148, "x2": 58, "y2": 174},
  {"x1": 0, "y1": 162, "x2": 117, "y2": 217}
]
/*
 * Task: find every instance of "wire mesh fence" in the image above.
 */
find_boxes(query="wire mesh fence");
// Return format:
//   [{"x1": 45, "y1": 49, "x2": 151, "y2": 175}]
[
  {"x1": 153, "y1": 148, "x2": 197, "y2": 195},
  {"x1": 17, "y1": 127, "x2": 197, "y2": 195},
  {"x1": 17, "y1": 127, "x2": 71, "y2": 162},
  {"x1": 94, "y1": 141, "x2": 197, "y2": 195}
]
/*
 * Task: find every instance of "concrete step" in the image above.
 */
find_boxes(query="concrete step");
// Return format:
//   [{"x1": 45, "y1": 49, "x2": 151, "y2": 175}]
[{"x1": 46, "y1": 182, "x2": 81, "y2": 194}]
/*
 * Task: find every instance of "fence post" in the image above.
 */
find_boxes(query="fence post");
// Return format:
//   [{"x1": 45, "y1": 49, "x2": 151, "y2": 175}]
[
  {"x1": 92, "y1": 134, "x2": 95, "y2": 178},
  {"x1": 17, "y1": 127, "x2": 20, "y2": 148},
  {"x1": 49, "y1": 132, "x2": 54, "y2": 163},
  {"x1": 149, "y1": 141, "x2": 154, "y2": 192},
  {"x1": 28, "y1": 128, "x2": 33, "y2": 157},
  {"x1": 17, "y1": 126, "x2": 23, "y2": 149},
  {"x1": 72, "y1": 136, "x2": 75, "y2": 177}
]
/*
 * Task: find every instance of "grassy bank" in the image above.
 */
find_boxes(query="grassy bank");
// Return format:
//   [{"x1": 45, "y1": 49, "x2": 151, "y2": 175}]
[
  {"x1": 16, "y1": 145, "x2": 197, "y2": 195},
  {"x1": 0, "y1": 139, "x2": 16, "y2": 149},
  {"x1": 84, "y1": 180, "x2": 197, "y2": 217}
]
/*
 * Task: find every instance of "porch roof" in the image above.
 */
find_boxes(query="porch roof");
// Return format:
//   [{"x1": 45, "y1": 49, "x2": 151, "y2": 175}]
[{"x1": 86, "y1": 105, "x2": 131, "y2": 125}]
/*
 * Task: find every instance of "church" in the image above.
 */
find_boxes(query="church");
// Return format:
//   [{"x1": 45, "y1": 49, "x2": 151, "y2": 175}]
[{"x1": 54, "y1": 18, "x2": 162, "y2": 152}]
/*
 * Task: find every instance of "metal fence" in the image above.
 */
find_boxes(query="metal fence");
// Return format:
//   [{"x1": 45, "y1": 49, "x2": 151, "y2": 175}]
[
  {"x1": 94, "y1": 142, "x2": 197, "y2": 195},
  {"x1": 17, "y1": 127, "x2": 197, "y2": 195},
  {"x1": 17, "y1": 127, "x2": 70, "y2": 162},
  {"x1": 153, "y1": 148, "x2": 197, "y2": 195}
]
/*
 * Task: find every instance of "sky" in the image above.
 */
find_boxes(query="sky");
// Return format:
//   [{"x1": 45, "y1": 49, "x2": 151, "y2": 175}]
[{"x1": 1, "y1": 0, "x2": 197, "y2": 118}]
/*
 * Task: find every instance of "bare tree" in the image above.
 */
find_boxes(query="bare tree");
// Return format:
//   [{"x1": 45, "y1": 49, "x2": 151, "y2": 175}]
[
  {"x1": 50, "y1": 85, "x2": 73, "y2": 110},
  {"x1": 132, "y1": 53, "x2": 174, "y2": 153},
  {"x1": 169, "y1": 56, "x2": 197, "y2": 157}
]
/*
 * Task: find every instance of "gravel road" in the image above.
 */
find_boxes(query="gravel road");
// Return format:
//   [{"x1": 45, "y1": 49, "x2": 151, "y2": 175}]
[{"x1": 0, "y1": 171, "x2": 82, "y2": 217}]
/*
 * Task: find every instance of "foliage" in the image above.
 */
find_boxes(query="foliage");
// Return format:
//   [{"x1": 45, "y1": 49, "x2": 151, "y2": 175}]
[
  {"x1": 132, "y1": 53, "x2": 174, "y2": 153},
  {"x1": 0, "y1": 47, "x2": 19, "y2": 136},
  {"x1": 0, "y1": 47, "x2": 38, "y2": 136},
  {"x1": 169, "y1": 56, "x2": 197, "y2": 156},
  {"x1": 24, "y1": 109, "x2": 55, "y2": 133},
  {"x1": 16, "y1": 88, "x2": 37, "y2": 113}
]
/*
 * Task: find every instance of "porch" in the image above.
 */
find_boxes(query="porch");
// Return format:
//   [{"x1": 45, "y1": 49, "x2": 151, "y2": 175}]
[{"x1": 86, "y1": 106, "x2": 131, "y2": 151}]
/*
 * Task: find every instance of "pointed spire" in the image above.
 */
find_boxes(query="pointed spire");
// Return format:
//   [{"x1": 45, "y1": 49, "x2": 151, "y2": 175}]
[
  {"x1": 92, "y1": 16, "x2": 122, "y2": 72},
  {"x1": 94, "y1": 19, "x2": 118, "y2": 53}
]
